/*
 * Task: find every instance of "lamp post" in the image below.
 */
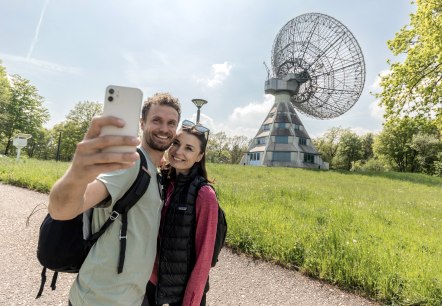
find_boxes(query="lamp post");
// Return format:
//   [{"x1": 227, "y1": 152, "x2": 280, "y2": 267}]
[
  {"x1": 55, "y1": 131, "x2": 62, "y2": 162},
  {"x1": 191, "y1": 99, "x2": 208, "y2": 124}
]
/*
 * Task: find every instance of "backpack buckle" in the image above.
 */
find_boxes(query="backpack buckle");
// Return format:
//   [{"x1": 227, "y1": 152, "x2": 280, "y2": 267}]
[
  {"x1": 110, "y1": 211, "x2": 120, "y2": 221},
  {"x1": 119, "y1": 229, "x2": 127, "y2": 240}
]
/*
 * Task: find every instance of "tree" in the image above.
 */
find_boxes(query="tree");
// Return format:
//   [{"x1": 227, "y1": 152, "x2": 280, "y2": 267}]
[
  {"x1": 1, "y1": 74, "x2": 49, "y2": 155},
  {"x1": 410, "y1": 132, "x2": 442, "y2": 174},
  {"x1": 360, "y1": 133, "x2": 375, "y2": 161},
  {"x1": 205, "y1": 132, "x2": 250, "y2": 164},
  {"x1": 229, "y1": 135, "x2": 249, "y2": 164},
  {"x1": 57, "y1": 101, "x2": 102, "y2": 161},
  {"x1": 65, "y1": 100, "x2": 103, "y2": 133},
  {"x1": 376, "y1": 0, "x2": 442, "y2": 131},
  {"x1": 313, "y1": 127, "x2": 345, "y2": 169},
  {"x1": 335, "y1": 130, "x2": 363, "y2": 170},
  {"x1": 0, "y1": 62, "x2": 12, "y2": 150},
  {"x1": 26, "y1": 127, "x2": 52, "y2": 159},
  {"x1": 206, "y1": 132, "x2": 230, "y2": 164},
  {"x1": 373, "y1": 116, "x2": 438, "y2": 172},
  {"x1": 0, "y1": 62, "x2": 11, "y2": 122}
]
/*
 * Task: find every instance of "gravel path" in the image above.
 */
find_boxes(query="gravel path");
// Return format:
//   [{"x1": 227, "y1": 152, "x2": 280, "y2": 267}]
[{"x1": 0, "y1": 183, "x2": 379, "y2": 306}]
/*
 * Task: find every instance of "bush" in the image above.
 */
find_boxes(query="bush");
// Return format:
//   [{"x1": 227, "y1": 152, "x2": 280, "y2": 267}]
[{"x1": 351, "y1": 158, "x2": 390, "y2": 172}]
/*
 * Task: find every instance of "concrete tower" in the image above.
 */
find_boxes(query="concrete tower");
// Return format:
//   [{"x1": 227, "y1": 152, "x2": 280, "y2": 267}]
[{"x1": 243, "y1": 75, "x2": 328, "y2": 169}]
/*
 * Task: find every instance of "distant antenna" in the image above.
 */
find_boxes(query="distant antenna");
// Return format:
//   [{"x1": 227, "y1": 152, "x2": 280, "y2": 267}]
[
  {"x1": 243, "y1": 13, "x2": 366, "y2": 169},
  {"x1": 269, "y1": 13, "x2": 366, "y2": 119},
  {"x1": 263, "y1": 61, "x2": 271, "y2": 80}
]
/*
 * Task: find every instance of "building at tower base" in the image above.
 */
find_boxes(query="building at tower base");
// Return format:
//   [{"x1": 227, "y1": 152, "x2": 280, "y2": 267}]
[{"x1": 241, "y1": 90, "x2": 329, "y2": 169}]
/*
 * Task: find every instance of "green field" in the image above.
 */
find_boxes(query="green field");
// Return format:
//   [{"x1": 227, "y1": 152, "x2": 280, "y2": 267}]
[{"x1": 1, "y1": 156, "x2": 441, "y2": 305}]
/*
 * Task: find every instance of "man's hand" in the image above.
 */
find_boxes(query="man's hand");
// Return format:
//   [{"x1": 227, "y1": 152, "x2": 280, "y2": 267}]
[
  {"x1": 69, "y1": 116, "x2": 140, "y2": 183},
  {"x1": 49, "y1": 116, "x2": 141, "y2": 220}
]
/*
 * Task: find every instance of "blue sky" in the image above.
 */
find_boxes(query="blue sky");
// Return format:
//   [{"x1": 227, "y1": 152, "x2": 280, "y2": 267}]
[{"x1": 0, "y1": 0, "x2": 415, "y2": 139}]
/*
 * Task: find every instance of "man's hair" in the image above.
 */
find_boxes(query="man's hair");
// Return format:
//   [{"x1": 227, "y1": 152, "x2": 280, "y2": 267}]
[{"x1": 141, "y1": 92, "x2": 181, "y2": 122}]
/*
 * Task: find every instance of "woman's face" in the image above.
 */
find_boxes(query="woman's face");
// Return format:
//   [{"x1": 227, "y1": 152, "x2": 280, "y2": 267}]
[{"x1": 168, "y1": 131, "x2": 203, "y2": 175}]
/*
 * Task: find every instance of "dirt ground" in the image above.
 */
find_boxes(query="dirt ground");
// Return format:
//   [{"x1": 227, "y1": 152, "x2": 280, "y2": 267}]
[{"x1": 0, "y1": 183, "x2": 379, "y2": 306}]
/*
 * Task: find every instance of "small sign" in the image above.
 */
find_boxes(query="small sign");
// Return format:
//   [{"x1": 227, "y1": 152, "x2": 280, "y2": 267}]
[{"x1": 13, "y1": 138, "x2": 27, "y2": 148}]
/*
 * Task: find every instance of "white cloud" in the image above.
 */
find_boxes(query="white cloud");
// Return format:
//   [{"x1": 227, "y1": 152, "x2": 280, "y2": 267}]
[
  {"x1": 0, "y1": 53, "x2": 81, "y2": 74},
  {"x1": 184, "y1": 95, "x2": 274, "y2": 139},
  {"x1": 371, "y1": 69, "x2": 390, "y2": 91},
  {"x1": 369, "y1": 99, "x2": 385, "y2": 120},
  {"x1": 368, "y1": 70, "x2": 389, "y2": 121},
  {"x1": 349, "y1": 126, "x2": 381, "y2": 136},
  {"x1": 229, "y1": 94, "x2": 274, "y2": 125},
  {"x1": 197, "y1": 61, "x2": 233, "y2": 88},
  {"x1": 225, "y1": 94, "x2": 274, "y2": 138}
]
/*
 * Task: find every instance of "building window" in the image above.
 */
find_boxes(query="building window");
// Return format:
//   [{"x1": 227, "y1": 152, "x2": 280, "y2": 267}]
[
  {"x1": 276, "y1": 122, "x2": 285, "y2": 128},
  {"x1": 256, "y1": 137, "x2": 266, "y2": 145},
  {"x1": 293, "y1": 124, "x2": 300, "y2": 130},
  {"x1": 299, "y1": 137, "x2": 307, "y2": 145},
  {"x1": 249, "y1": 152, "x2": 261, "y2": 161},
  {"x1": 304, "y1": 153, "x2": 314, "y2": 163},
  {"x1": 273, "y1": 151, "x2": 291, "y2": 161},
  {"x1": 275, "y1": 136, "x2": 288, "y2": 144},
  {"x1": 262, "y1": 124, "x2": 271, "y2": 131}
]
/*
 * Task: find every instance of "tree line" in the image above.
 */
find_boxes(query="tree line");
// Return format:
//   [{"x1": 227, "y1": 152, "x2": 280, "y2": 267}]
[
  {"x1": 0, "y1": 63, "x2": 250, "y2": 163},
  {"x1": 314, "y1": 0, "x2": 441, "y2": 176},
  {"x1": 1, "y1": 61, "x2": 440, "y2": 176},
  {"x1": 313, "y1": 122, "x2": 442, "y2": 176}
]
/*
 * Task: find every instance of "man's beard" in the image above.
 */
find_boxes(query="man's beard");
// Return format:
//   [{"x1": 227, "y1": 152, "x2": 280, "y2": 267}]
[{"x1": 144, "y1": 132, "x2": 171, "y2": 152}]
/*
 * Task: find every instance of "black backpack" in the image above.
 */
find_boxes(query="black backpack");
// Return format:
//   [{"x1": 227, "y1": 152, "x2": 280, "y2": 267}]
[
  {"x1": 187, "y1": 176, "x2": 227, "y2": 267},
  {"x1": 210, "y1": 197, "x2": 227, "y2": 267},
  {"x1": 36, "y1": 148, "x2": 152, "y2": 298}
]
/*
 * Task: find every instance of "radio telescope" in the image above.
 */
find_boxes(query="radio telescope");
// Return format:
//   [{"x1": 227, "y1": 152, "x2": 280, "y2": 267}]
[{"x1": 244, "y1": 13, "x2": 365, "y2": 168}]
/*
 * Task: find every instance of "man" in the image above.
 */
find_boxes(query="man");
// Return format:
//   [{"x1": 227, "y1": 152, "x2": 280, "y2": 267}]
[{"x1": 49, "y1": 93, "x2": 181, "y2": 305}]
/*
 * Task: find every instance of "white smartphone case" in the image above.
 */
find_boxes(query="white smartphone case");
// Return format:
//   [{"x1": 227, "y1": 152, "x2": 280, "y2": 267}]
[{"x1": 100, "y1": 85, "x2": 143, "y2": 153}]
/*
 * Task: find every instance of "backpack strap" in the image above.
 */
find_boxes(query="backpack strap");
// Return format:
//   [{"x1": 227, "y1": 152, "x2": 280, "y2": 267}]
[
  {"x1": 186, "y1": 176, "x2": 225, "y2": 267},
  {"x1": 186, "y1": 176, "x2": 208, "y2": 205},
  {"x1": 36, "y1": 267, "x2": 58, "y2": 298},
  {"x1": 88, "y1": 147, "x2": 151, "y2": 273}
]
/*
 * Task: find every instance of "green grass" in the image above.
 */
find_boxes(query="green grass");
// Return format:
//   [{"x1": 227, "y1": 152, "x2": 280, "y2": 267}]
[
  {"x1": 1, "y1": 156, "x2": 441, "y2": 305},
  {"x1": 0, "y1": 157, "x2": 69, "y2": 192}
]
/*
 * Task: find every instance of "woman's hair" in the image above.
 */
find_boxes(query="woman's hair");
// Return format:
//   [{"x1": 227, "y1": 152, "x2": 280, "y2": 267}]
[{"x1": 163, "y1": 127, "x2": 211, "y2": 182}]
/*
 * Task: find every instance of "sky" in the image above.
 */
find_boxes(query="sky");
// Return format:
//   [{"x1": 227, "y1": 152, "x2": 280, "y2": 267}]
[{"x1": 0, "y1": 0, "x2": 415, "y2": 139}]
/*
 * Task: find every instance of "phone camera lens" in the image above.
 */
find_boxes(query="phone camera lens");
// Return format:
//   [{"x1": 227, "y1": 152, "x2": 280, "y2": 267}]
[
  {"x1": 108, "y1": 96, "x2": 114, "y2": 102},
  {"x1": 108, "y1": 88, "x2": 115, "y2": 94}
]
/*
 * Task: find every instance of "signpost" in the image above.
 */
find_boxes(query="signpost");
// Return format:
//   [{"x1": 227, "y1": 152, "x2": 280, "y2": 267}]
[{"x1": 12, "y1": 134, "x2": 32, "y2": 160}]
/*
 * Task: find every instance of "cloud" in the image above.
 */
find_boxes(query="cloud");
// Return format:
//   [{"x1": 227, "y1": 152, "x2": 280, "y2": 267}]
[
  {"x1": 349, "y1": 126, "x2": 381, "y2": 136},
  {"x1": 369, "y1": 99, "x2": 385, "y2": 120},
  {"x1": 229, "y1": 94, "x2": 274, "y2": 125},
  {"x1": 0, "y1": 53, "x2": 82, "y2": 74},
  {"x1": 184, "y1": 95, "x2": 274, "y2": 139},
  {"x1": 371, "y1": 69, "x2": 390, "y2": 91},
  {"x1": 225, "y1": 94, "x2": 274, "y2": 138},
  {"x1": 369, "y1": 70, "x2": 389, "y2": 120},
  {"x1": 197, "y1": 61, "x2": 233, "y2": 88},
  {"x1": 194, "y1": 113, "x2": 259, "y2": 139}
]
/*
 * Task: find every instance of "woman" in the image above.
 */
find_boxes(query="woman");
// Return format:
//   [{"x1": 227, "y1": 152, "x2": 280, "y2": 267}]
[{"x1": 145, "y1": 120, "x2": 219, "y2": 306}]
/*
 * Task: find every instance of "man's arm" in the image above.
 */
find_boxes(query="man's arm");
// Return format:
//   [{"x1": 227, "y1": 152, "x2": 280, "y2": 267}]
[{"x1": 48, "y1": 116, "x2": 140, "y2": 220}]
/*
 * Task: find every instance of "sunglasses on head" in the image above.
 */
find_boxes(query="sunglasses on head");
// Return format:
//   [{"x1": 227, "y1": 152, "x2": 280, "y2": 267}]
[{"x1": 181, "y1": 120, "x2": 210, "y2": 136}]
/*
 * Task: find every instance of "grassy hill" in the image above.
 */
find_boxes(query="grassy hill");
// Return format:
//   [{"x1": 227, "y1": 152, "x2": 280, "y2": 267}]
[{"x1": 1, "y1": 157, "x2": 441, "y2": 305}]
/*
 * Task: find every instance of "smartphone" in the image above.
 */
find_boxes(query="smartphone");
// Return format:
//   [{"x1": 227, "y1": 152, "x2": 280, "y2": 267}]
[{"x1": 100, "y1": 85, "x2": 143, "y2": 153}]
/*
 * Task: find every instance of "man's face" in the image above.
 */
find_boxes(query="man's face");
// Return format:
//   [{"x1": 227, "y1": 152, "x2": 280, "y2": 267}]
[{"x1": 140, "y1": 104, "x2": 179, "y2": 152}]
